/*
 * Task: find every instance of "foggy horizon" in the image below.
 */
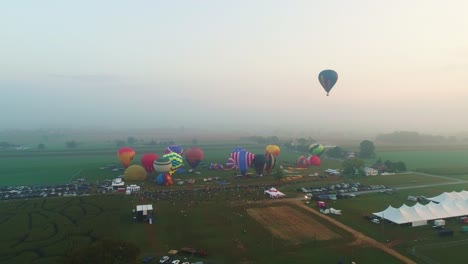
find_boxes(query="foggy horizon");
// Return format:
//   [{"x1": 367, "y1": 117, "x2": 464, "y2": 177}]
[{"x1": 2, "y1": 1, "x2": 468, "y2": 136}]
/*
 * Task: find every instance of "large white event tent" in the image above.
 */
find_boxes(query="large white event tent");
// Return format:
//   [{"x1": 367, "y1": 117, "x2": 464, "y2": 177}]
[{"x1": 373, "y1": 191, "x2": 468, "y2": 226}]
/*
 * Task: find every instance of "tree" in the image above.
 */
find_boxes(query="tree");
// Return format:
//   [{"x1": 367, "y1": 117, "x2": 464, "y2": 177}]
[
  {"x1": 65, "y1": 238, "x2": 140, "y2": 264},
  {"x1": 359, "y1": 140, "x2": 376, "y2": 158},
  {"x1": 273, "y1": 166, "x2": 284, "y2": 181},
  {"x1": 37, "y1": 143, "x2": 46, "y2": 150},
  {"x1": 342, "y1": 158, "x2": 365, "y2": 176},
  {"x1": 326, "y1": 146, "x2": 345, "y2": 158}
]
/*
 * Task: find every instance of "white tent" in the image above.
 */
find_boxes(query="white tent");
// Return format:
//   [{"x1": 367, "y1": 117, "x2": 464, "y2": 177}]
[
  {"x1": 373, "y1": 206, "x2": 407, "y2": 224},
  {"x1": 428, "y1": 190, "x2": 468, "y2": 203},
  {"x1": 373, "y1": 193, "x2": 468, "y2": 225}
]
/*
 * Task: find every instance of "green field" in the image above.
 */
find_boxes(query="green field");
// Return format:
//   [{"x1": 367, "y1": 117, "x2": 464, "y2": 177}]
[
  {"x1": 0, "y1": 195, "x2": 404, "y2": 264},
  {"x1": 374, "y1": 148, "x2": 468, "y2": 173},
  {"x1": 3, "y1": 135, "x2": 468, "y2": 263}
]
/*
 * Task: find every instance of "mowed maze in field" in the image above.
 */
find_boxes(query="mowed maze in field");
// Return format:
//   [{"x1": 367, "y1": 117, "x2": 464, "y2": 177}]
[{"x1": 0, "y1": 196, "x2": 121, "y2": 264}]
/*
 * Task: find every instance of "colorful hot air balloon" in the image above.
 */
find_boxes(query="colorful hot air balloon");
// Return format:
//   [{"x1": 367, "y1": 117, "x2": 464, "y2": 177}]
[
  {"x1": 297, "y1": 155, "x2": 309, "y2": 168},
  {"x1": 309, "y1": 144, "x2": 325, "y2": 156},
  {"x1": 308, "y1": 155, "x2": 321, "y2": 166},
  {"x1": 123, "y1": 165, "x2": 147, "y2": 181},
  {"x1": 225, "y1": 157, "x2": 237, "y2": 170},
  {"x1": 231, "y1": 150, "x2": 255, "y2": 176},
  {"x1": 164, "y1": 145, "x2": 184, "y2": 155},
  {"x1": 155, "y1": 172, "x2": 173, "y2": 186},
  {"x1": 265, "y1": 145, "x2": 280, "y2": 157},
  {"x1": 265, "y1": 153, "x2": 277, "y2": 174},
  {"x1": 318, "y1": 69, "x2": 338, "y2": 96},
  {"x1": 163, "y1": 152, "x2": 183, "y2": 175},
  {"x1": 185, "y1": 147, "x2": 204, "y2": 170},
  {"x1": 252, "y1": 154, "x2": 267, "y2": 176},
  {"x1": 209, "y1": 163, "x2": 224, "y2": 170},
  {"x1": 153, "y1": 157, "x2": 172, "y2": 173},
  {"x1": 141, "y1": 153, "x2": 159, "y2": 173},
  {"x1": 231, "y1": 147, "x2": 246, "y2": 153},
  {"x1": 117, "y1": 147, "x2": 135, "y2": 168}
]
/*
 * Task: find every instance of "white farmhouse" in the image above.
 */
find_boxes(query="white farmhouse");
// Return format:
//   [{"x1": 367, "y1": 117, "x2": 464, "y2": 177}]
[{"x1": 364, "y1": 167, "x2": 378, "y2": 176}]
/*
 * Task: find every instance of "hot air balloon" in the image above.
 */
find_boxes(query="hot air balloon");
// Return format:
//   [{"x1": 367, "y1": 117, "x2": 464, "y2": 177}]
[
  {"x1": 209, "y1": 163, "x2": 224, "y2": 170},
  {"x1": 225, "y1": 157, "x2": 237, "y2": 170},
  {"x1": 231, "y1": 150, "x2": 255, "y2": 176},
  {"x1": 308, "y1": 155, "x2": 321, "y2": 166},
  {"x1": 265, "y1": 153, "x2": 277, "y2": 174},
  {"x1": 155, "y1": 172, "x2": 174, "y2": 186},
  {"x1": 117, "y1": 147, "x2": 135, "y2": 168},
  {"x1": 162, "y1": 152, "x2": 183, "y2": 175},
  {"x1": 185, "y1": 147, "x2": 204, "y2": 170},
  {"x1": 141, "y1": 153, "x2": 159, "y2": 173},
  {"x1": 297, "y1": 155, "x2": 309, "y2": 168},
  {"x1": 123, "y1": 165, "x2": 147, "y2": 181},
  {"x1": 318, "y1": 69, "x2": 338, "y2": 96},
  {"x1": 309, "y1": 144, "x2": 325, "y2": 156},
  {"x1": 252, "y1": 154, "x2": 267, "y2": 176},
  {"x1": 265, "y1": 145, "x2": 280, "y2": 157},
  {"x1": 153, "y1": 157, "x2": 172, "y2": 173},
  {"x1": 164, "y1": 145, "x2": 184, "y2": 155}
]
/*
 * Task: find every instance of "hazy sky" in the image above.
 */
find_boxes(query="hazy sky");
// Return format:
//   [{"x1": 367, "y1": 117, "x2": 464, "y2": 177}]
[{"x1": 2, "y1": 0, "x2": 468, "y2": 135}]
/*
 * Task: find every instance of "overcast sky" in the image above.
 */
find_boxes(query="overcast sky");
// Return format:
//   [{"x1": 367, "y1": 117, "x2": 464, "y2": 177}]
[{"x1": 1, "y1": 0, "x2": 468, "y2": 136}]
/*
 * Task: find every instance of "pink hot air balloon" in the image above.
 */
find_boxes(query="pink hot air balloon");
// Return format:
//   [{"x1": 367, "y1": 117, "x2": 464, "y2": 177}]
[
  {"x1": 308, "y1": 155, "x2": 321, "y2": 166},
  {"x1": 141, "y1": 153, "x2": 159, "y2": 173}
]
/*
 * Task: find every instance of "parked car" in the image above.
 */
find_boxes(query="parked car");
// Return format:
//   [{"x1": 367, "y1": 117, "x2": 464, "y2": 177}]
[
  {"x1": 371, "y1": 219, "x2": 380, "y2": 224},
  {"x1": 159, "y1": 256, "x2": 170, "y2": 263}
]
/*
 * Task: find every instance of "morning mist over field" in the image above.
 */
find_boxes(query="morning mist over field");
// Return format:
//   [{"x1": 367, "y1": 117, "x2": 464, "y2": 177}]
[{"x1": 2, "y1": 1, "x2": 468, "y2": 136}]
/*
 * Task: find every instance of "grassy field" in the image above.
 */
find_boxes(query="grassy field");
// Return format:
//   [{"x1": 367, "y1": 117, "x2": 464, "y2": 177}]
[
  {"x1": 3, "y1": 135, "x2": 468, "y2": 263},
  {"x1": 0, "y1": 195, "x2": 403, "y2": 264},
  {"x1": 374, "y1": 148, "x2": 468, "y2": 173}
]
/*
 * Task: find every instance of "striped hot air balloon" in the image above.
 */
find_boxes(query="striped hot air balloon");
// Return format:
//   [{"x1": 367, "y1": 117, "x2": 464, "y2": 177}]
[{"x1": 153, "y1": 157, "x2": 172, "y2": 173}]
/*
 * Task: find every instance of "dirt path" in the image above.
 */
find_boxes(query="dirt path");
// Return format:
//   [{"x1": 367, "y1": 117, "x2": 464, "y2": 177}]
[{"x1": 290, "y1": 200, "x2": 417, "y2": 264}]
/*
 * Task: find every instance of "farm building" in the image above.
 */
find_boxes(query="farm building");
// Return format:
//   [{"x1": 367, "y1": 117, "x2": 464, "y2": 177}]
[
  {"x1": 363, "y1": 167, "x2": 378, "y2": 176},
  {"x1": 135, "y1": 204, "x2": 154, "y2": 223}
]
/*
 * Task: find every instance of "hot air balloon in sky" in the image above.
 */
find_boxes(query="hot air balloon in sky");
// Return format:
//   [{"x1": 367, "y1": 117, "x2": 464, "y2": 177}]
[
  {"x1": 318, "y1": 69, "x2": 338, "y2": 96},
  {"x1": 141, "y1": 153, "x2": 159, "y2": 173},
  {"x1": 117, "y1": 147, "x2": 135, "y2": 168},
  {"x1": 185, "y1": 147, "x2": 204, "y2": 170},
  {"x1": 265, "y1": 144, "x2": 280, "y2": 157}
]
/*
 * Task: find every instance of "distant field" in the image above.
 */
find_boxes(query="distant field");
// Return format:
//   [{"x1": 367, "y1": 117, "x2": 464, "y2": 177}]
[
  {"x1": 0, "y1": 142, "x2": 342, "y2": 187},
  {"x1": 374, "y1": 149, "x2": 468, "y2": 173}
]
